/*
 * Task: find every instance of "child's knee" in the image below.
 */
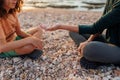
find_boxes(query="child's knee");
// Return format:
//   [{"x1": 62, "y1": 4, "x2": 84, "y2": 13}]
[
  {"x1": 15, "y1": 45, "x2": 35, "y2": 55},
  {"x1": 22, "y1": 45, "x2": 35, "y2": 51}
]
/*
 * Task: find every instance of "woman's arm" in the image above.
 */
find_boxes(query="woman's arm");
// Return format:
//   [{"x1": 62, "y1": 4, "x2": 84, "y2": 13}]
[
  {"x1": 87, "y1": 33, "x2": 100, "y2": 42},
  {"x1": 78, "y1": 33, "x2": 100, "y2": 54},
  {"x1": 43, "y1": 24, "x2": 79, "y2": 33},
  {"x1": 79, "y1": 6, "x2": 120, "y2": 34},
  {"x1": 58, "y1": 25, "x2": 79, "y2": 32},
  {"x1": 44, "y1": 4, "x2": 120, "y2": 35}
]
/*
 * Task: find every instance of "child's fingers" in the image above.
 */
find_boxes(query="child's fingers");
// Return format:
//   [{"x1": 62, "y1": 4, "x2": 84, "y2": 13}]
[
  {"x1": 36, "y1": 44, "x2": 43, "y2": 50},
  {"x1": 39, "y1": 24, "x2": 47, "y2": 30}
]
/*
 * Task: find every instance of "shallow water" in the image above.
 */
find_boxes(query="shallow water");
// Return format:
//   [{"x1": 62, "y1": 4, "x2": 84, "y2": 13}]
[{"x1": 24, "y1": 0, "x2": 107, "y2": 11}]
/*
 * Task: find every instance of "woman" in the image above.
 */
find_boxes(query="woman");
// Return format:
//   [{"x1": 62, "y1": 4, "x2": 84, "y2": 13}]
[
  {"x1": 0, "y1": 0, "x2": 43, "y2": 60},
  {"x1": 42, "y1": 0, "x2": 120, "y2": 69}
]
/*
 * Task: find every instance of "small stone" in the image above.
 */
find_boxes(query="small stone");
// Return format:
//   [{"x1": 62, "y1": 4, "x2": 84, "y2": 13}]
[
  {"x1": 24, "y1": 62, "x2": 28, "y2": 68},
  {"x1": 68, "y1": 74, "x2": 74, "y2": 79},
  {"x1": 114, "y1": 70, "x2": 120, "y2": 76},
  {"x1": 102, "y1": 77, "x2": 109, "y2": 80},
  {"x1": 40, "y1": 67, "x2": 46, "y2": 73},
  {"x1": 65, "y1": 52, "x2": 71, "y2": 56},
  {"x1": 42, "y1": 55, "x2": 48, "y2": 60},
  {"x1": 75, "y1": 77, "x2": 82, "y2": 80},
  {"x1": 113, "y1": 77, "x2": 120, "y2": 80},
  {"x1": 36, "y1": 67, "x2": 40, "y2": 70},
  {"x1": 13, "y1": 57, "x2": 21, "y2": 63},
  {"x1": 107, "y1": 75, "x2": 111, "y2": 79},
  {"x1": 94, "y1": 75, "x2": 101, "y2": 80},
  {"x1": 14, "y1": 70, "x2": 20, "y2": 75},
  {"x1": 36, "y1": 78, "x2": 42, "y2": 80}
]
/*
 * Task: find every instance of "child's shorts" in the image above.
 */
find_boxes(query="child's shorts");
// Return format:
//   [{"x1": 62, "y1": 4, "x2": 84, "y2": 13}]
[{"x1": 0, "y1": 36, "x2": 22, "y2": 58}]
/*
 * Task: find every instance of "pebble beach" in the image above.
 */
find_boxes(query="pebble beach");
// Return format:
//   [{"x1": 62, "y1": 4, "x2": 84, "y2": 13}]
[{"x1": 1, "y1": 8, "x2": 120, "y2": 80}]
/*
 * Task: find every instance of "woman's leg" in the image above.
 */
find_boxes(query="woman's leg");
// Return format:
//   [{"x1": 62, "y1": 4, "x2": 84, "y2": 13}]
[
  {"x1": 69, "y1": 32, "x2": 87, "y2": 46},
  {"x1": 83, "y1": 41, "x2": 120, "y2": 64},
  {"x1": 15, "y1": 27, "x2": 43, "y2": 55},
  {"x1": 69, "y1": 32, "x2": 106, "y2": 46}
]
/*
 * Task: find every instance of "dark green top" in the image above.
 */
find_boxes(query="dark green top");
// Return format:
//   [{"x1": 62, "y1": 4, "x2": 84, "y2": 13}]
[{"x1": 79, "y1": 0, "x2": 120, "y2": 46}]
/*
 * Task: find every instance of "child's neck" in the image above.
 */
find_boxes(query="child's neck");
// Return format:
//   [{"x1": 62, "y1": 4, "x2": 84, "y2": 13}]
[{"x1": 3, "y1": 6, "x2": 10, "y2": 13}]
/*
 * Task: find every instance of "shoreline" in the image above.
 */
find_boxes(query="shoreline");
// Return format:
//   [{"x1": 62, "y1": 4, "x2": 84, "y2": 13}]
[{"x1": 22, "y1": 6, "x2": 104, "y2": 12}]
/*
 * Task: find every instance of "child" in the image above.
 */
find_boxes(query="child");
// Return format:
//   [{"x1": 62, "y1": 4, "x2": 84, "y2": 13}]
[{"x1": 0, "y1": 0, "x2": 43, "y2": 60}]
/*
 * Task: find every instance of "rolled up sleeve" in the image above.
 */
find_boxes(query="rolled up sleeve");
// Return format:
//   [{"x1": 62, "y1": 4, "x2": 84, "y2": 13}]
[{"x1": 79, "y1": 5, "x2": 120, "y2": 34}]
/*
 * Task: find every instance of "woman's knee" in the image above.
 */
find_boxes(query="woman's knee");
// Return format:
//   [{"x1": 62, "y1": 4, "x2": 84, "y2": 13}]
[{"x1": 83, "y1": 41, "x2": 100, "y2": 60}]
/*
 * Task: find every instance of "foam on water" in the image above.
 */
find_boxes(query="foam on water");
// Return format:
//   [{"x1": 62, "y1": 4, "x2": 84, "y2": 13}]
[{"x1": 23, "y1": 0, "x2": 106, "y2": 11}]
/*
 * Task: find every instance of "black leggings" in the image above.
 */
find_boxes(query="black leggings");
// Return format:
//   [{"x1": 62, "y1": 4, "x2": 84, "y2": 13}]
[{"x1": 69, "y1": 32, "x2": 120, "y2": 64}]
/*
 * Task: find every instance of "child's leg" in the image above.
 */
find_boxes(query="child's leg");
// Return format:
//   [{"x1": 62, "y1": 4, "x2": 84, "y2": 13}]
[
  {"x1": 15, "y1": 44, "x2": 35, "y2": 55},
  {"x1": 69, "y1": 32, "x2": 106, "y2": 46},
  {"x1": 15, "y1": 27, "x2": 43, "y2": 55}
]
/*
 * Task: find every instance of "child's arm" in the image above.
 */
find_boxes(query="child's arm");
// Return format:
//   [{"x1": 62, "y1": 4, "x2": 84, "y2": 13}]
[
  {"x1": 0, "y1": 36, "x2": 42, "y2": 53},
  {"x1": 15, "y1": 14, "x2": 32, "y2": 38},
  {"x1": 15, "y1": 22, "x2": 32, "y2": 38},
  {"x1": 0, "y1": 25, "x2": 42, "y2": 53},
  {"x1": 87, "y1": 33, "x2": 100, "y2": 42},
  {"x1": 17, "y1": 30, "x2": 32, "y2": 38}
]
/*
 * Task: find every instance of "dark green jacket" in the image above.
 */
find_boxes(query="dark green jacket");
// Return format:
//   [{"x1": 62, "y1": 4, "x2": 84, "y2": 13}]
[{"x1": 79, "y1": 0, "x2": 120, "y2": 46}]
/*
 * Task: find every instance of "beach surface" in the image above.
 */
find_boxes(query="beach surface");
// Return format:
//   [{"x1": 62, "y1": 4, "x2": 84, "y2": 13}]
[{"x1": 0, "y1": 8, "x2": 120, "y2": 80}]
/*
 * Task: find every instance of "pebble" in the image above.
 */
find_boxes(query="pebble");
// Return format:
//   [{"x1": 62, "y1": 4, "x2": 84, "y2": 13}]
[
  {"x1": 113, "y1": 77, "x2": 120, "y2": 80},
  {"x1": 13, "y1": 57, "x2": 21, "y2": 63},
  {"x1": 36, "y1": 78, "x2": 42, "y2": 80},
  {"x1": 41, "y1": 55, "x2": 48, "y2": 61}
]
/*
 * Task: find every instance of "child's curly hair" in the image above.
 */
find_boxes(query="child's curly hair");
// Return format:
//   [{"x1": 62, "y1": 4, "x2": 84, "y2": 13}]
[{"x1": 0, "y1": 0, "x2": 23, "y2": 17}]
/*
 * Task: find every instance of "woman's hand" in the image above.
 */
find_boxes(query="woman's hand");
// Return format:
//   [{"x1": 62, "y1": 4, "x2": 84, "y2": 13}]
[
  {"x1": 47, "y1": 24, "x2": 61, "y2": 31},
  {"x1": 40, "y1": 24, "x2": 61, "y2": 31},
  {"x1": 78, "y1": 41, "x2": 90, "y2": 56},
  {"x1": 28, "y1": 37, "x2": 43, "y2": 50}
]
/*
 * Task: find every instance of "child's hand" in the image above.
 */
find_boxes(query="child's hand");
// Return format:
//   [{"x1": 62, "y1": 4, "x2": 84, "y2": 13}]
[
  {"x1": 30, "y1": 37, "x2": 43, "y2": 50},
  {"x1": 39, "y1": 24, "x2": 47, "y2": 31}
]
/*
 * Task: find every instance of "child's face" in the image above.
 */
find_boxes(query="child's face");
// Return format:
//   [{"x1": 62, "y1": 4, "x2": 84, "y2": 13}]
[{"x1": 4, "y1": 0, "x2": 17, "y2": 9}]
